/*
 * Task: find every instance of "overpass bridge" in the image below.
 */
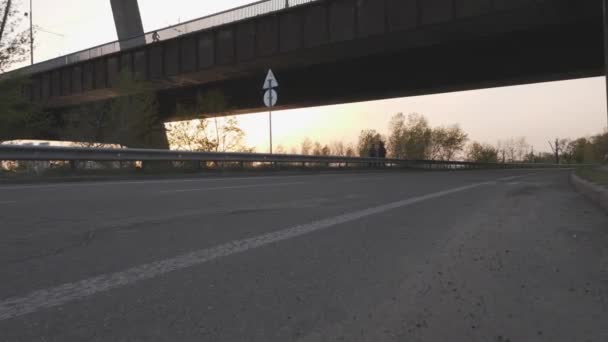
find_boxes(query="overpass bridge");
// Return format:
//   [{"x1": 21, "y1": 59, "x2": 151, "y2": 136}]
[{"x1": 10, "y1": 0, "x2": 605, "y2": 121}]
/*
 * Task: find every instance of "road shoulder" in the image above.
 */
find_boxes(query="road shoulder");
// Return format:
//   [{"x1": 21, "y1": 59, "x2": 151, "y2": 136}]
[{"x1": 570, "y1": 172, "x2": 608, "y2": 213}]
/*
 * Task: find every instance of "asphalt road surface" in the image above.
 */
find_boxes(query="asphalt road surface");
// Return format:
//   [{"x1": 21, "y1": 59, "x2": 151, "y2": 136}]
[{"x1": 0, "y1": 170, "x2": 607, "y2": 342}]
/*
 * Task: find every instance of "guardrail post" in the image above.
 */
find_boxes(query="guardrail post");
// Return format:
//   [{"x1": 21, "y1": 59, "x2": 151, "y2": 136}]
[{"x1": 69, "y1": 160, "x2": 78, "y2": 172}]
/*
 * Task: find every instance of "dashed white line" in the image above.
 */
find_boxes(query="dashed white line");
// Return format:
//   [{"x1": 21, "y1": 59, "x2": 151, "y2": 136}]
[{"x1": 0, "y1": 180, "x2": 491, "y2": 321}]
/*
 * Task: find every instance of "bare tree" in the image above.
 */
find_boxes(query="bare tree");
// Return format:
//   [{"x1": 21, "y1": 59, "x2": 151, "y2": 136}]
[
  {"x1": 0, "y1": 0, "x2": 12, "y2": 42},
  {"x1": 0, "y1": 0, "x2": 29, "y2": 72},
  {"x1": 312, "y1": 141, "x2": 323, "y2": 156},
  {"x1": 548, "y1": 138, "x2": 569, "y2": 164},
  {"x1": 275, "y1": 145, "x2": 286, "y2": 154},
  {"x1": 330, "y1": 141, "x2": 346, "y2": 156},
  {"x1": 321, "y1": 145, "x2": 331, "y2": 156},
  {"x1": 166, "y1": 117, "x2": 250, "y2": 152},
  {"x1": 514, "y1": 137, "x2": 530, "y2": 162},
  {"x1": 216, "y1": 117, "x2": 248, "y2": 152},
  {"x1": 165, "y1": 120, "x2": 210, "y2": 151},
  {"x1": 0, "y1": 0, "x2": 42, "y2": 142},
  {"x1": 345, "y1": 143, "x2": 356, "y2": 157},
  {"x1": 301, "y1": 138, "x2": 313, "y2": 155},
  {"x1": 497, "y1": 138, "x2": 529, "y2": 163},
  {"x1": 169, "y1": 90, "x2": 251, "y2": 152}
]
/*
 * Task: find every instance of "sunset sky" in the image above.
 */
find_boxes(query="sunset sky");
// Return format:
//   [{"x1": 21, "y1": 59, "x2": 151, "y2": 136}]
[{"x1": 11, "y1": 0, "x2": 608, "y2": 153}]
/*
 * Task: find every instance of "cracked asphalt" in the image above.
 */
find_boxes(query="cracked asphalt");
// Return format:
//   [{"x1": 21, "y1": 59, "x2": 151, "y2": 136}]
[{"x1": 0, "y1": 170, "x2": 607, "y2": 341}]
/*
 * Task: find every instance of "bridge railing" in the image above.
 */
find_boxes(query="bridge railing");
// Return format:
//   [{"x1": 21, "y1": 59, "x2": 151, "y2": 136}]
[
  {"x1": 0, "y1": 145, "x2": 570, "y2": 171},
  {"x1": 5, "y1": 0, "x2": 319, "y2": 77}
]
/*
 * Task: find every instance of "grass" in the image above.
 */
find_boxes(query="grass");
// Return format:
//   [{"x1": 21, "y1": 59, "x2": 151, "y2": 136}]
[{"x1": 577, "y1": 166, "x2": 608, "y2": 187}]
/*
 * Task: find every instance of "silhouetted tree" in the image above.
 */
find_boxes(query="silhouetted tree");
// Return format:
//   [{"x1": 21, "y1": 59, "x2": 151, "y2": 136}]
[
  {"x1": 357, "y1": 129, "x2": 385, "y2": 157},
  {"x1": 64, "y1": 72, "x2": 161, "y2": 148},
  {"x1": 0, "y1": 76, "x2": 50, "y2": 142},
  {"x1": 387, "y1": 113, "x2": 432, "y2": 159},
  {"x1": 467, "y1": 142, "x2": 498, "y2": 163},
  {"x1": 312, "y1": 141, "x2": 323, "y2": 156},
  {"x1": 0, "y1": 0, "x2": 29, "y2": 72},
  {"x1": 496, "y1": 138, "x2": 531, "y2": 163},
  {"x1": 167, "y1": 90, "x2": 252, "y2": 152},
  {"x1": 275, "y1": 145, "x2": 286, "y2": 154},
  {"x1": 321, "y1": 145, "x2": 331, "y2": 156},
  {"x1": 166, "y1": 116, "x2": 250, "y2": 153},
  {"x1": 429, "y1": 125, "x2": 468, "y2": 161},
  {"x1": 301, "y1": 138, "x2": 313, "y2": 155},
  {"x1": 330, "y1": 141, "x2": 346, "y2": 156},
  {"x1": 345, "y1": 144, "x2": 356, "y2": 157}
]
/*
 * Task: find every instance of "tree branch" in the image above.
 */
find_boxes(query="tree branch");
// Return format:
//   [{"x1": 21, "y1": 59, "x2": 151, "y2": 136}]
[{"x1": 0, "y1": 0, "x2": 12, "y2": 44}]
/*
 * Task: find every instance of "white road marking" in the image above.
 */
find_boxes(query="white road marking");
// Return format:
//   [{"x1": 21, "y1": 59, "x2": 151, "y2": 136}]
[
  {"x1": 0, "y1": 180, "x2": 491, "y2": 321},
  {"x1": 497, "y1": 174, "x2": 538, "y2": 182},
  {"x1": 0, "y1": 175, "x2": 306, "y2": 191},
  {"x1": 0, "y1": 173, "x2": 389, "y2": 191},
  {"x1": 0, "y1": 169, "x2": 553, "y2": 192},
  {"x1": 159, "y1": 182, "x2": 307, "y2": 193}
]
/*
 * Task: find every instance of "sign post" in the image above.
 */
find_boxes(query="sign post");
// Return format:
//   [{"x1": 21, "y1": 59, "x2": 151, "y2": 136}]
[{"x1": 263, "y1": 69, "x2": 279, "y2": 154}]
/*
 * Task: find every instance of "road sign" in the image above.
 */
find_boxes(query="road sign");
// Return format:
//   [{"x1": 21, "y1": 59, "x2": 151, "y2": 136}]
[
  {"x1": 263, "y1": 69, "x2": 279, "y2": 89},
  {"x1": 264, "y1": 89, "x2": 278, "y2": 108},
  {"x1": 263, "y1": 69, "x2": 279, "y2": 154}
]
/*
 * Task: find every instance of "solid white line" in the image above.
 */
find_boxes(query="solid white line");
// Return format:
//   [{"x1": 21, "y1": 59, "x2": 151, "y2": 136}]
[
  {"x1": 497, "y1": 173, "x2": 538, "y2": 182},
  {"x1": 0, "y1": 180, "x2": 491, "y2": 321},
  {"x1": 159, "y1": 182, "x2": 307, "y2": 193},
  {"x1": 0, "y1": 173, "x2": 389, "y2": 191},
  {"x1": 0, "y1": 175, "x2": 307, "y2": 191}
]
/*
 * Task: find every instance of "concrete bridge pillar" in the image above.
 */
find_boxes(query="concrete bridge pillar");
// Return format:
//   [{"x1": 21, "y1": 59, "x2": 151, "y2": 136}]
[{"x1": 110, "y1": 0, "x2": 145, "y2": 47}]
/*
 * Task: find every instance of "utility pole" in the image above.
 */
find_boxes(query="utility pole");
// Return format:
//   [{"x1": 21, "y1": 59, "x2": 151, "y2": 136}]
[
  {"x1": 530, "y1": 146, "x2": 535, "y2": 163},
  {"x1": 548, "y1": 139, "x2": 560, "y2": 164}
]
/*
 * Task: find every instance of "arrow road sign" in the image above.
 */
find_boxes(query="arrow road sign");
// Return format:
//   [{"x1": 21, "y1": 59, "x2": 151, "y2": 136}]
[
  {"x1": 264, "y1": 89, "x2": 278, "y2": 108},
  {"x1": 263, "y1": 69, "x2": 279, "y2": 154},
  {"x1": 263, "y1": 69, "x2": 279, "y2": 89}
]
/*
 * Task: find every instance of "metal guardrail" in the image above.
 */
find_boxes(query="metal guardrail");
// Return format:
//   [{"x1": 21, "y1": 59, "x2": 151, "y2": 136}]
[
  {"x1": 0, "y1": 145, "x2": 569, "y2": 170},
  {"x1": 4, "y1": 0, "x2": 319, "y2": 77}
]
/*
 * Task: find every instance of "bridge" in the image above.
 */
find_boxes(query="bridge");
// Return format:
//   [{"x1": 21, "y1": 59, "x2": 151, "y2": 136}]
[
  {"x1": 2, "y1": 2, "x2": 608, "y2": 338},
  {"x1": 11, "y1": 0, "x2": 604, "y2": 121}
]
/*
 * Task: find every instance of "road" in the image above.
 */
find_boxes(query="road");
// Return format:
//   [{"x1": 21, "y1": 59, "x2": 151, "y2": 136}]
[{"x1": 0, "y1": 170, "x2": 607, "y2": 341}]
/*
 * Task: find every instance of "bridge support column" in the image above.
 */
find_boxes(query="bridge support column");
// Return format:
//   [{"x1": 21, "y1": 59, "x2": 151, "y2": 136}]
[{"x1": 110, "y1": 0, "x2": 145, "y2": 47}]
